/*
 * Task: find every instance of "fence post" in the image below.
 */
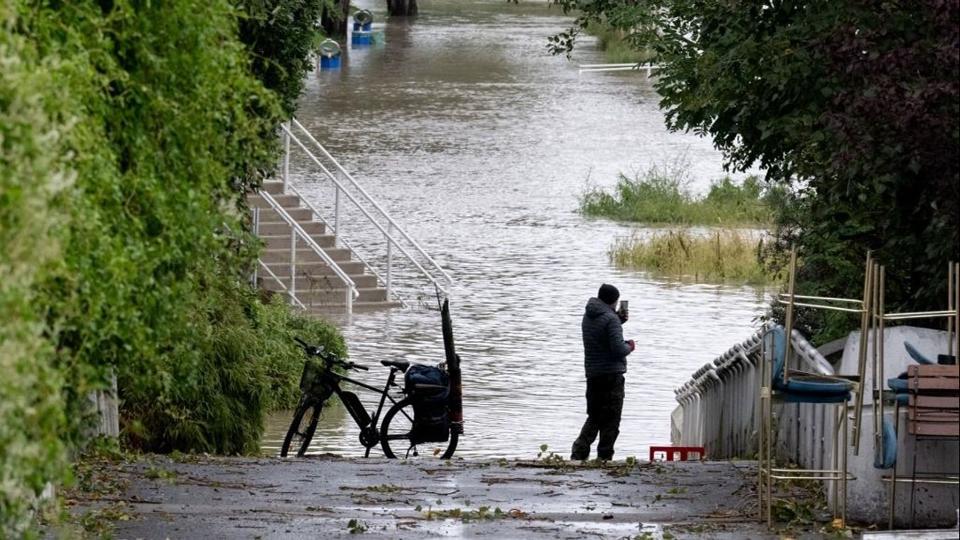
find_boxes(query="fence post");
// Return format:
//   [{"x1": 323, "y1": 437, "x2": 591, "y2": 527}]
[
  {"x1": 333, "y1": 184, "x2": 341, "y2": 240},
  {"x1": 386, "y1": 223, "x2": 394, "y2": 300},
  {"x1": 290, "y1": 232, "x2": 297, "y2": 306},
  {"x1": 251, "y1": 207, "x2": 261, "y2": 287},
  {"x1": 282, "y1": 121, "x2": 291, "y2": 192}
]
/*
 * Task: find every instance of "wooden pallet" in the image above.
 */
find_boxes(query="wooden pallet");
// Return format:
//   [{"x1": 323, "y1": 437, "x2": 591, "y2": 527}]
[{"x1": 907, "y1": 365, "x2": 959, "y2": 437}]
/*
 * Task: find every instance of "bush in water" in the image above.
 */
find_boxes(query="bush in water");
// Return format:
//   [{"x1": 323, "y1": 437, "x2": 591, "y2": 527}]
[{"x1": 610, "y1": 229, "x2": 776, "y2": 285}]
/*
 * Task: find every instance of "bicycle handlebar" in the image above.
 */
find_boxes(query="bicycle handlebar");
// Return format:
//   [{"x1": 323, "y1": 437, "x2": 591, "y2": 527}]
[{"x1": 294, "y1": 337, "x2": 367, "y2": 371}]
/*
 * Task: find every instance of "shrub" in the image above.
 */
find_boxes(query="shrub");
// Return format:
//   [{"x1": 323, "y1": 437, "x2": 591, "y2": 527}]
[
  {"x1": 0, "y1": 7, "x2": 71, "y2": 534},
  {"x1": 610, "y1": 229, "x2": 777, "y2": 285},
  {"x1": 579, "y1": 165, "x2": 781, "y2": 226}
]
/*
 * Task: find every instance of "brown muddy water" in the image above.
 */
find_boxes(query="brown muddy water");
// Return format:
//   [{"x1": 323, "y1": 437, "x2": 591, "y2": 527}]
[{"x1": 262, "y1": 0, "x2": 768, "y2": 460}]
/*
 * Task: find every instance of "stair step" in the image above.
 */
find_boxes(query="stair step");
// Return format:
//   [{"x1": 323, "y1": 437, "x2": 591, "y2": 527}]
[
  {"x1": 259, "y1": 272, "x2": 379, "y2": 289},
  {"x1": 256, "y1": 207, "x2": 316, "y2": 223},
  {"x1": 247, "y1": 193, "x2": 301, "y2": 209},
  {"x1": 257, "y1": 221, "x2": 326, "y2": 236},
  {"x1": 261, "y1": 247, "x2": 352, "y2": 264},
  {"x1": 308, "y1": 301, "x2": 404, "y2": 314},
  {"x1": 259, "y1": 283, "x2": 388, "y2": 303},
  {"x1": 260, "y1": 260, "x2": 367, "y2": 277},
  {"x1": 260, "y1": 234, "x2": 336, "y2": 249},
  {"x1": 261, "y1": 181, "x2": 285, "y2": 195}
]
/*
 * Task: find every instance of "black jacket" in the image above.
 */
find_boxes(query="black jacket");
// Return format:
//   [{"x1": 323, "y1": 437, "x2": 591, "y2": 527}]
[{"x1": 581, "y1": 297, "x2": 632, "y2": 378}]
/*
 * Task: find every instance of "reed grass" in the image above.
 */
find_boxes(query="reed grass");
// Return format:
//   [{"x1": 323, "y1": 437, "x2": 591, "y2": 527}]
[
  {"x1": 580, "y1": 165, "x2": 779, "y2": 226},
  {"x1": 611, "y1": 229, "x2": 779, "y2": 285},
  {"x1": 585, "y1": 22, "x2": 653, "y2": 64}
]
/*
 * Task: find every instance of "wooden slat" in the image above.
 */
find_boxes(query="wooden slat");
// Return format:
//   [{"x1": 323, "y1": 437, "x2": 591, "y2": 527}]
[
  {"x1": 910, "y1": 378, "x2": 960, "y2": 391},
  {"x1": 908, "y1": 409, "x2": 960, "y2": 422},
  {"x1": 908, "y1": 421, "x2": 960, "y2": 437},
  {"x1": 909, "y1": 395, "x2": 960, "y2": 408},
  {"x1": 907, "y1": 365, "x2": 960, "y2": 377}
]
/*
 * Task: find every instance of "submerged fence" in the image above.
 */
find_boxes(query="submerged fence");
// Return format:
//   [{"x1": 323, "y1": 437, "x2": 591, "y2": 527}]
[{"x1": 672, "y1": 323, "x2": 836, "y2": 459}]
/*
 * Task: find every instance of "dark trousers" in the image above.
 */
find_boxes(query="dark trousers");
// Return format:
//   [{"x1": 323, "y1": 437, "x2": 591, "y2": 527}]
[{"x1": 571, "y1": 373, "x2": 624, "y2": 460}]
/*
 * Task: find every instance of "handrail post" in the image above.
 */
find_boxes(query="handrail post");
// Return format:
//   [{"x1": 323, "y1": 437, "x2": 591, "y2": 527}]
[
  {"x1": 333, "y1": 182, "x2": 341, "y2": 241},
  {"x1": 346, "y1": 287, "x2": 353, "y2": 315},
  {"x1": 386, "y1": 223, "x2": 394, "y2": 299},
  {"x1": 282, "y1": 122, "x2": 291, "y2": 193},
  {"x1": 290, "y1": 231, "x2": 297, "y2": 306},
  {"x1": 251, "y1": 207, "x2": 260, "y2": 287}
]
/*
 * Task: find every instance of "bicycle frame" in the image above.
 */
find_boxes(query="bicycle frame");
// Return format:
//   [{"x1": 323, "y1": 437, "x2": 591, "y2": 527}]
[{"x1": 334, "y1": 370, "x2": 403, "y2": 429}]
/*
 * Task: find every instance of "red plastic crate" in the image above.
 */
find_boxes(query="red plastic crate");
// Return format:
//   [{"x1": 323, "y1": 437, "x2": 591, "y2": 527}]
[{"x1": 648, "y1": 445, "x2": 705, "y2": 462}]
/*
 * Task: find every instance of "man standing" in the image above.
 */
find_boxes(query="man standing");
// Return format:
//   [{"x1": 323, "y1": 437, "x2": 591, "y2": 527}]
[{"x1": 571, "y1": 283, "x2": 635, "y2": 461}]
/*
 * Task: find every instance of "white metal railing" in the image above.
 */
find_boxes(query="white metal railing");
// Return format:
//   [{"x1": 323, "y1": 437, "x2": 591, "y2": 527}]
[
  {"x1": 578, "y1": 62, "x2": 661, "y2": 74},
  {"x1": 279, "y1": 118, "x2": 453, "y2": 301},
  {"x1": 254, "y1": 191, "x2": 358, "y2": 314},
  {"x1": 255, "y1": 258, "x2": 306, "y2": 310},
  {"x1": 276, "y1": 178, "x2": 404, "y2": 307}
]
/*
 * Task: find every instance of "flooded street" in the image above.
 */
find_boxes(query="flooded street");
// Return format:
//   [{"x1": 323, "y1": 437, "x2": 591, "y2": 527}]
[{"x1": 263, "y1": 0, "x2": 768, "y2": 459}]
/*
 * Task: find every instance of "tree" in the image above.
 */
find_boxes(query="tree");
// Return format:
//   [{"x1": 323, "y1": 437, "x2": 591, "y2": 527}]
[
  {"x1": 550, "y1": 0, "x2": 959, "y2": 339},
  {"x1": 235, "y1": 0, "x2": 337, "y2": 116}
]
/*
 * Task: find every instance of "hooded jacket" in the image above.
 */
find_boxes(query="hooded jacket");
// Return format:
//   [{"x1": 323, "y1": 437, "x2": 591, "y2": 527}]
[{"x1": 581, "y1": 297, "x2": 632, "y2": 378}]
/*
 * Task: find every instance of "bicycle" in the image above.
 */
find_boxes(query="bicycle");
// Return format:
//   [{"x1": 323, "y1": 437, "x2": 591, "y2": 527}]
[{"x1": 280, "y1": 337, "x2": 459, "y2": 459}]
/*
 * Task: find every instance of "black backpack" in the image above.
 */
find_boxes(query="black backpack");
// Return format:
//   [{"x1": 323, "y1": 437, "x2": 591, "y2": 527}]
[{"x1": 404, "y1": 365, "x2": 450, "y2": 443}]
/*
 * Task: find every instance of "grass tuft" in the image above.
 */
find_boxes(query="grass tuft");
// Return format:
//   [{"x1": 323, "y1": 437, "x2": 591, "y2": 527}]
[
  {"x1": 584, "y1": 22, "x2": 653, "y2": 64},
  {"x1": 580, "y1": 165, "x2": 781, "y2": 226},
  {"x1": 610, "y1": 229, "x2": 779, "y2": 285}
]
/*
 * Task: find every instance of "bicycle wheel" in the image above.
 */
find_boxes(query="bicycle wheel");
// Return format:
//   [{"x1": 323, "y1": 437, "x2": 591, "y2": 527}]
[
  {"x1": 280, "y1": 396, "x2": 322, "y2": 457},
  {"x1": 380, "y1": 397, "x2": 459, "y2": 459}
]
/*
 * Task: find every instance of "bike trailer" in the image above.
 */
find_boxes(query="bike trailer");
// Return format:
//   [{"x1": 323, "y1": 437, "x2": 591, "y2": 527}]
[{"x1": 404, "y1": 365, "x2": 450, "y2": 443}]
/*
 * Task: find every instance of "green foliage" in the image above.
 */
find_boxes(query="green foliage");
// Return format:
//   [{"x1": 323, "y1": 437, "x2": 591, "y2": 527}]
[
  {"x1": 0, "y1": 4, "x2": 71, "y2": 534},
  {"x1": 550, "y1": 0, "x2": 959, "y2": 340},
  {"x1": 255, "y1": 296, "x2": 347, "y2": 411},
  {"x1": 579, "y1": 165, "x2": 779, "y2": 226},
  {"x1": 583, "y1": 21, "x2": 652, "y2": 64},
  {"x1": 235, "y1": 0, "x2": 335, "y2": 116},
  {"x1": 611, "y1": 229, "x2": 775, "y2": 285},
  {"x1": 2, "y1": 1, "x2": 349, "y2": 532}
]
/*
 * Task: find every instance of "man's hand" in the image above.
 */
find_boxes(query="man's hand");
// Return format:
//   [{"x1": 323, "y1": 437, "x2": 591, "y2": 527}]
[
  {"x1": 618, "y1": 311, "x2": 629, "y2": 323},
  {"x1": 626, "y1": 339, "x2": 635, "y2": 352}
]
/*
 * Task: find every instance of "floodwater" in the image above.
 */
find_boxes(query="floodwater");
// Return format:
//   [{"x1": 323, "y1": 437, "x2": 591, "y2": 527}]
[{"x1": 261, "y1": 0, "x2": 768, "y2": 459}]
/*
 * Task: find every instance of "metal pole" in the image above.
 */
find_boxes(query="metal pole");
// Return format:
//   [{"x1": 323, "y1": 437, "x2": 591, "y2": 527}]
[
  {"x1": 954, "y1": 262, "x2": 959, "y2": 362},
  {"x1": 878, "y1": 266, "x2": 886, "y2": 454},
  {"x1": 345, "y1": 287, "x2": 353, "y2": 316},
  {"x1": 872, "y1": 262, "x2": 882, "y2": 451},
  {"x1": 888, "y1": 400, "x2": 900, "y2": 528},
  {"x1": 948, "y1": 262, "x2": 955, "y2": 357},
  {"x1": 334, "y1": 185, "x2": 341, "y2": 239},
  {"x1": 832, "y1": 404, "x2": 839, "y2": 516},
  {"x1": 853, "y1": 253, "x2": 872, "y2": 454},
  {"x1": 290, "y1": 232, "x2": 297, "y2": 306},
  {"x1": 841, "y1": 405, "x2": 848, "y2": 525},
  {"x1": 386, "y1": 223, "x2": 394, "y2": 299},
  {"x1": 251, "y1": 207, "x2": 261, "y2": 287},
  {"x1": 783, "y1": 248, "x2": 798, "y2": 386},
  {"x1": 283, "y1": 121, "x2": 291, "y2": 192}
]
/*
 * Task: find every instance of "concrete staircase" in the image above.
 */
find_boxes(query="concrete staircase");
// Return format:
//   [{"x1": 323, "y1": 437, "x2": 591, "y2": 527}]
[{"x1": 248, "y1": 180, "x2": 401, "y2": 314}]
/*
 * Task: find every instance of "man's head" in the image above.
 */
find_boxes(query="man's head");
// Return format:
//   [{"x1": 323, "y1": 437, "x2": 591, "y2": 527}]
[{"x1": 598, "y1": 283, "x2": 620, "y2": 306}]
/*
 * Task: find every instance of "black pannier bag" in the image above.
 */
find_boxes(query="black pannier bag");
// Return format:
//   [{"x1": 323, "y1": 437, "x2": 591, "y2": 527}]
[{"x1": 404, "y1": 365, "x2": 450, "y2": 443}]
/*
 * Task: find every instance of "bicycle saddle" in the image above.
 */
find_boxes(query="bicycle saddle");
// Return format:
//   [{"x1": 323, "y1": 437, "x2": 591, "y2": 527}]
[{"x1": 380, "y1": 360, "x2": 410, "y2": 372}]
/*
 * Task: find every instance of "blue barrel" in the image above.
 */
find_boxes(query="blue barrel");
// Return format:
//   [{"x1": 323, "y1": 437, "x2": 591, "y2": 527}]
[
  {"x1": 320, "y1": 55, "x2": 341, "y2": 70},
  {"x1": 317, "y1": 39, "x2": 342, "y2": 70},
  {"x1": 351, "y1": 31, "x2": 373, "y2": 46},
  {"x1": 353, "y1": 9, "x2": 373, "y2": 33}
]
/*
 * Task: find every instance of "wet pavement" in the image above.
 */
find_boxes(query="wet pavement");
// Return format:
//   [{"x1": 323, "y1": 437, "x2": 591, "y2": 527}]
[{"x1": 63, "y1": 455, "x2": 833, "y2": 539}]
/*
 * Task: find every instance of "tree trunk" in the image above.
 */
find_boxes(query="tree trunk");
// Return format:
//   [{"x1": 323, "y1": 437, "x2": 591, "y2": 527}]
[
  {"x1": 322, "y1": 0, "x2": 350, "y2": 36},
  {"x1": 387, "y1": 0, "x2": 418, "y2": 16}
]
